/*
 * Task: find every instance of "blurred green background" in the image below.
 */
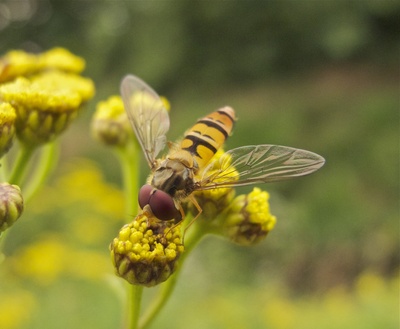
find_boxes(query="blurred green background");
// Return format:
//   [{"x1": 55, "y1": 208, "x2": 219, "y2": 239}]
[{"x1": 0, "y1": 1, "x2": 399, "y2": 328}]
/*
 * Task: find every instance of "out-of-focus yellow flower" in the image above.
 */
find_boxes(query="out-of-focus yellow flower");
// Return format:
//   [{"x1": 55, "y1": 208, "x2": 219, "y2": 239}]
[
  {"x1": 0, "y1": 102, "x2": 16, "y2": 157},
  {"x1": 222, "y1": 187, "x2": 276, "y2": 245},
  {"x1": 160, "y1": 96, "x2": 170, "y2": 112},
  {"x1": 11, "y1": 235, "x2": 68, "y2": 285},
  {"x1": 110, "y1": 213, "x2": 184, "y2": 286},
  {"x1": 38, "y1": 47, "x2": 85, "y2": 73},
  {"x1": 0, "y1": 47, "x2": 86, "y2": 83},
  {"x1": 91, "y1": 95, "x2": 132, "y2": 147},
  {"x1": 0, "y1": 77, "x2": 82, "y2": 147},
  {"x1": 0, "y1": 50, "x2": 39, "y2": 83},
  {"x1": 10, "y1": 235, "x2": 111, "y2": 284},
  {"x1": 30, "y1": 71, "x2": 95, "y2": 102},
  {"x1": 0, "y1": 291, "x2": 36, "y2": 329},
  {"x1": 0, "y1": 183, "x2": 24, "y2": 232},
  {"x1": 30, "y1": 159, "x2": 125, "y2": 225}
]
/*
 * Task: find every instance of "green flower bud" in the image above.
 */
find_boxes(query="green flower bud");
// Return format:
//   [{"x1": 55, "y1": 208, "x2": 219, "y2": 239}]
[
  {"x1": 0, "y1": 183, "x2": 24, "y2": 232},
  {"x1": 91, "y1": 95, "x2": 132, "y2": 147},
  {"x1": 222, "y1": 187, "x2": 276, "y2": 245},
  {"x1": 110, "y1": 213, "x2": 184, "y2": 287},
  {"x1": 0, "y1": 102, "x2": 16, "y2": 157}
]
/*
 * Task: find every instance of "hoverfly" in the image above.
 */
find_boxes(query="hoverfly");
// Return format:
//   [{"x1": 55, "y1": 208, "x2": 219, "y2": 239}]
[{"x1": 121, "y1": 75, "x2": 325, "y2": 225}]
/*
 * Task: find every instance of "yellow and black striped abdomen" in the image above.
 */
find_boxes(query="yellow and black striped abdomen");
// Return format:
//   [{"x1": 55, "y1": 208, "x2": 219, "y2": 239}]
[{"x1": 180, "y1": 106, "x2": 236, "y2": 168}]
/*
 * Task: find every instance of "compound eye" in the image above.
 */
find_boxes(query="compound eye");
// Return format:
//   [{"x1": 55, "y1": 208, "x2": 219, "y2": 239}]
[
  {"x1": 138, "y1": 185, "x2": 153, "y2": 210},
  {"x1": 149, "y1": 189, "x2": 177, "y2": 221}
]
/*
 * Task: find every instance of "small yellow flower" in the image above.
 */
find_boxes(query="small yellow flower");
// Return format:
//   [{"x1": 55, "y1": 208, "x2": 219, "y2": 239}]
[
  {"x1": 191, "y1": 149, "x2": 237, "y2": 219},
  {"x1": 38, "y1": 47, "x2": 86, "y2": 73},
  {"x1": 0, "y1": 77, "x2": 83, "y2": 147},
  {"x1": 222, "y1": 187, "x2": 276, "y2": 245},
  {"x1": 91, "y1": 95, "x2": 132, "y2": 147},
  {"x1": 0, "y1": 47, "x2": 86, "y2": 83},
  {"x1": 0, "y1": 50, "x2": 39, "y2": 83},
  {"x1": 30, "y1": 71, "x2": 95, "y2": 102},
  {"x1": 0, "y1": 182, "x2": 24, "y2": 232},
  {"x1": 0, "y1": 291, "x2": 36, "y2": 329},
  {"x1": 0, "y1": 102, "x2": 16, "y2": 157},
  {"x1": 110, "y1": 213, "x2": 184, "y2": 286}
]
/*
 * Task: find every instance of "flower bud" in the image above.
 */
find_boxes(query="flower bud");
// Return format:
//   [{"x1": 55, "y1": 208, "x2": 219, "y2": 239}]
[
  {"x1": 223, "y1": 187, "x2": 276, "y2": 245},
  {"x1": 110, "y1": 213, "x2": 184, "y2": 287},
  {"x1": 0, "y1": 102, "x2": 16, "y2": 157},
  {"x1": 91, "y1": 96, "x2": 132, "y2": 147},
  {"x1": 0, "y1": 183, "x2": 24, "y2": 232}
]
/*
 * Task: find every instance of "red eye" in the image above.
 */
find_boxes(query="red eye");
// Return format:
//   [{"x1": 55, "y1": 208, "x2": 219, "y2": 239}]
[
  {"x1": 138, "y1": 185, "x2": 153, "y2": 210},
  {"x1": 149, "y1": 189, "x2": 177, "y2": 221},
  {"x1": 138, "y1": 185, "x2": 178, "y2": 221}
]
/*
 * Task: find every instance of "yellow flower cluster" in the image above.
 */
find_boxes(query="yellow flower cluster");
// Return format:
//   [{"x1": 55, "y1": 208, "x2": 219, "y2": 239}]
[
  {"x1": 91, "y1": 95, "x2": 132, "y2": 147},
  {"x1": 0, "y1": 47, "x2": 85, "y2": 83},
  {"x1": 192, "y1": 149, "x2": 238, "y2": 219},
  {"x1": 223, "y1": 187, "x2": 276, "y2": 245},
  {"x1": 92, "y1": 92, "x2": 170, "y2": 148},
  {"x1": 189, "y1": 149, "x2": 276, "y2": 245},
  {"x1": 0, "y1": 47, "x2": 94, "y2": 148},
  {"x1": 110, "y1": 213, "x2": 184, "y2": 286}
]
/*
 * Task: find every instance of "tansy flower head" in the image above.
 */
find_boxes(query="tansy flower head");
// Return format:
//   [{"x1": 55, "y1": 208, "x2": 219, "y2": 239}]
[
  {"x1": 192, "y1": 149, "x2": 238, "y2": 220},
  {"x1": 38, "y1": 47, "x2": 86, "y2": 73},
  {"x1": 0, "y1": 183, "x2": 24, "y2": 232},
  {"x1": 0, "y1": 47, "x2": 86, "y2": 83},
  {"x1": 0, "y1": 77, "x2": 84, "y2": 147},
  {"x1": 222, "y1": 187, "x2": 276, "y2": 245},
  {"x1": 110, "y1": 213, "x2": 184, "y2": 287},
  {"x1": 30, "y1": 71, "x2": 95, "y2": 102},
  {"x1": 0, "y1": 50, "x2": 39, "y2": 83},
  {"x1": 0, "y1": 102, "x2": 16, "y2": 157},
  {"x1": 91, "y1": 95, "x2": 132, "y2": 147}
]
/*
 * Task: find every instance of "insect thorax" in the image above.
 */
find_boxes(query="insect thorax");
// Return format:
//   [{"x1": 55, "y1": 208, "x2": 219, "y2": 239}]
[{"x1": 151, "y1": 151, "x2": 197, "y2": 198}]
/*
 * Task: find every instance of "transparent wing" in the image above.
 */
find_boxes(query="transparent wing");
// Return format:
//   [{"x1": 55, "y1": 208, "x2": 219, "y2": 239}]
[
  {"x1": 121, "y1": 74, "x2": 170, "y2": 168},
  {"x1": 197, "y1": 145, "x2": 325, "y2": 190}
]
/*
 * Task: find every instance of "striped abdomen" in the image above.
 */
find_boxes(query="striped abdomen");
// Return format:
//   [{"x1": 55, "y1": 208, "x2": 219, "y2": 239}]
[{"x1": 180, "y1": 106, "x2": 236, "y2": 168}]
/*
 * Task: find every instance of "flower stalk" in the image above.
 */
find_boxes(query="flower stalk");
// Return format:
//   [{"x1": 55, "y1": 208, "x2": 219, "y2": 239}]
[
  {"x1": 114, "y1": 140, "x2": 142, "y2": 329},
  {"x1": 8, "y1": 144, "x2": 35, "y2": 186}
]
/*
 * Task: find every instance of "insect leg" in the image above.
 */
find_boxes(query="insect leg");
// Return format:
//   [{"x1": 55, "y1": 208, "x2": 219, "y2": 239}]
[{"x1": 183, "y1": 194, "x2": 203, "y2": 236}]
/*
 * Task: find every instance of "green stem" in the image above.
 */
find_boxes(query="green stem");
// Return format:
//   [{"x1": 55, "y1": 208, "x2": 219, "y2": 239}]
[
  {"x1": 139, "y1": 220, "x2": 208, "y2": 329},
  {"x1": 115, "y1": 142, "x2": 140, "y2": 216},
  {"x1": 23, "y1": 142, "x2": 59, "y2": 203},
  {"x1": 115, "y1": 141, "x2": 142, "y2": 329},
  {"x1": 8, "y1": 144, "x2": 36, "y2": 186},
  {"x1": 128, "y1": 285, "x2": 144, "y2": 329},
  {"x1": 0, "y1": 155, "x2": 9, "y2": 182}
]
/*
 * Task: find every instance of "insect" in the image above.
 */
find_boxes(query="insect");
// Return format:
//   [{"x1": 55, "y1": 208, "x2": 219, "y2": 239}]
[{"x1": 121, "y1": 75, "x2": 325, "y2": 225}]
